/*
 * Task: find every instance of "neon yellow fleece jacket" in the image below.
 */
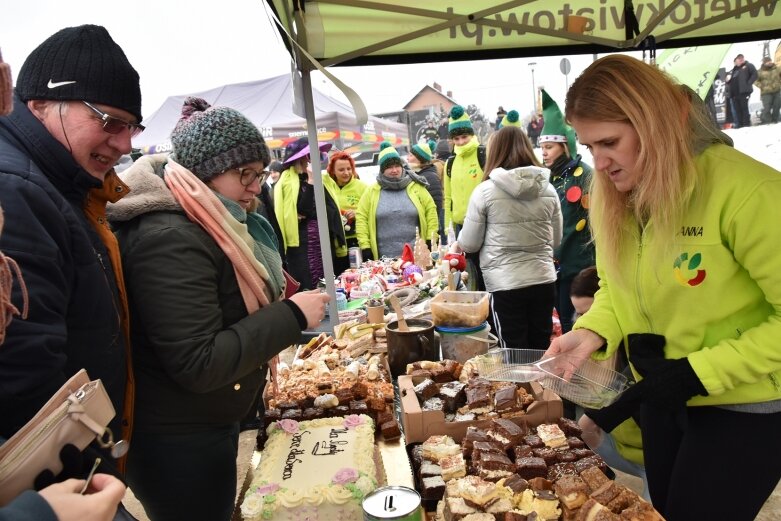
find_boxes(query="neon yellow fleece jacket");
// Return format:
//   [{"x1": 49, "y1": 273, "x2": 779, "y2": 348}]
[
  {"x1": 576, "y1": 144, "x2": 781, "y2": 407},
  {"x1": 612, "y1": 419, "x2": 644, "y2": 466},
  {"x1": 355, "y1": 181, "x2": 438, "y2": 260},
  {"x1": 444, "y1": 135, "x2": 484, "y2": 228},
  {"x1": 273, "y1": 166, "x2": 303, "y2": 250},
  {"x1": 322, "y1": 174, "x2": 367, "y2": 258},
  {"x1": 323, "y1": 174, "x2": 368, "y2": 243}
]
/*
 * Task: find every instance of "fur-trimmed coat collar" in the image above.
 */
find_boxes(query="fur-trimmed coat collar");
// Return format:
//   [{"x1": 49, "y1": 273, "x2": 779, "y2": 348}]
[{"x1": 107, "y1": 154, "x2": 180, "y2": 222}]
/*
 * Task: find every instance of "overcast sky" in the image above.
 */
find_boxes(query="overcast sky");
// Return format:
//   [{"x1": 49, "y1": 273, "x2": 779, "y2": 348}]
[{"x1": 1, "y1": 1, "x2": 774, "y2": 122}]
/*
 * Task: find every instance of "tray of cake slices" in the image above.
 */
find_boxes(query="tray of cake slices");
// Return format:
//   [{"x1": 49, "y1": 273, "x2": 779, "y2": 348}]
[
  {"x1": 472, "y1": 349, "x2": 629, "y2": 409},
  {"x1": 399, "y1": 360, "x2": 563, "y2": 444},
  {"x1": 262, "y1": 322, "x2": 402, "y2": 444},
  {"x1": 407, "y1": 418, "x2": 663, "y2": 520}
]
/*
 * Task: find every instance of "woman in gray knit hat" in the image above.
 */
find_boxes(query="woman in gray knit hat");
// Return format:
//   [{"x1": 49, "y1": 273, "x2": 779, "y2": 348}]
[{"x1": 107, "y1": 97, "x2": 329, "y2": 521}]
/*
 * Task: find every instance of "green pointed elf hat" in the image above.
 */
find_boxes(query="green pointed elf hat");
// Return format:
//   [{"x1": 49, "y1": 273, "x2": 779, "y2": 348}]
[{"x1": 539, "y1": 89, "x2": 578, "y2": 157}]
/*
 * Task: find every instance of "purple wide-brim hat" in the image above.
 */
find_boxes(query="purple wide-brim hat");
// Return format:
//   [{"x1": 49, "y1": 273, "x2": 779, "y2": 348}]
[{"x1": 282, "y1": 137, "x2": 333, "y2": 166}]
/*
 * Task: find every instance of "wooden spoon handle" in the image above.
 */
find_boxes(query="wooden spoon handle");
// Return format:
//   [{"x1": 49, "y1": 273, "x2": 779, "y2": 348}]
[{"x1": 389, "y1": 295, "x2": 409, "y2": 331}]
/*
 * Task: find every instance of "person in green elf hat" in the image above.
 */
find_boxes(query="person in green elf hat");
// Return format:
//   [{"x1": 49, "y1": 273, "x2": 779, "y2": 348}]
[
  {"x1": 356, "y1": 142, "x2": 437, "y2": 260},
  {"x1": 539, "y1": 88, "x2": 595, "y2": 335},
  {"x1": 407, "y1": 139, "x2": 444, "y2": 239},
  {"x1": 499, "y1": 109, "x2": 522, "y2": 129}
]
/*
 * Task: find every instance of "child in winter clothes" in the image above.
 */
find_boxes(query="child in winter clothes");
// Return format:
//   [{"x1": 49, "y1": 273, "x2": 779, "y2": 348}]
[{"x1": 570, "y1": 267, "x2": 649, "y2": 502}]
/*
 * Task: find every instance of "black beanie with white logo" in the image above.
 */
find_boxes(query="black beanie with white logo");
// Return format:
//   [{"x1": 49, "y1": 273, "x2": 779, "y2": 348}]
[{"x1": 16, "y1": 24, "x2": 142, "y2": 122}]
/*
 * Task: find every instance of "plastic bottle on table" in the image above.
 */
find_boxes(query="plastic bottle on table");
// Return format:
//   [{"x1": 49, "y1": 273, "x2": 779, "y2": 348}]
[{"x1": 335, "y1": 289, "x2": 347, "y2": 311}]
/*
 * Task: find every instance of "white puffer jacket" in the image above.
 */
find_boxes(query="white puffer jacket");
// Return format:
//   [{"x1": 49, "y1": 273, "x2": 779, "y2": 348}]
[{"x1": 457, "y1": 166, "x2": 562, "y2": 292}]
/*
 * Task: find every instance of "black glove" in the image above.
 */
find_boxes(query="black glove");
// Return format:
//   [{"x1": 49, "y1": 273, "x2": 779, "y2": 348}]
[
  {"x1": 362, "y1": 249, "x2": 374, "y2": 261},
  {"x1": 627, "y1": 333, "x2": 666, "y2": 376},
  {"x1": 584, "y1": 380, "x2": 646, "y2": 433},
  {"x1": 634, "y1": 357, "x2": 708, "y2": 408},
  {"x1": 34, "y1": 443, "x2": 122, "y2": 491}
]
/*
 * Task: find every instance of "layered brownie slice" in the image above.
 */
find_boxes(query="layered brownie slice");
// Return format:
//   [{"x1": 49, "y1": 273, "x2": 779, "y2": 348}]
[{"x1": 515, "y1": 457, "x2": 548, "y2": 480}]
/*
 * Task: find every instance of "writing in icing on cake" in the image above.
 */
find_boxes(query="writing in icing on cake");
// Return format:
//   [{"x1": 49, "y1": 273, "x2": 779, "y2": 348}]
[
  {"x1": 312, "y1": 428, "x2": 349, "y2": 456},
  {"x1": 283, "y1": 429, "x2": 309, "y2": 480}
]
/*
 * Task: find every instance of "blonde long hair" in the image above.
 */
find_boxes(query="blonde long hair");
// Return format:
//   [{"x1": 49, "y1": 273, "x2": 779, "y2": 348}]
[{"x1": 565, "y1": 55, "x2": 701, "y2": 272}]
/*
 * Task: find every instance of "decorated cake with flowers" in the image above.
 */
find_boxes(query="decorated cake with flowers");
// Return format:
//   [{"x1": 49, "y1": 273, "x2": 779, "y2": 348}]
[{"x1": 241, "y1": 414, "x2": 382, "y2": 521}]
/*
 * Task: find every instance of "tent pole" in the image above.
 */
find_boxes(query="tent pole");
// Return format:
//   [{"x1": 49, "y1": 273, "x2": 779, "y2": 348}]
[{"x1": 302, "y1": 65, "x2": 339, "y2": 327}]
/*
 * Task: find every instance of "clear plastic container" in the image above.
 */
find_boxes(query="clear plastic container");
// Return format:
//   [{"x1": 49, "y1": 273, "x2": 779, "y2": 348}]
[
  {"x1": 536, "y1": 355, "x2": 629, "y2": 409},
  {"x1": 471, "y1": 348, "x2": 548, "y2": 382},
  {"x1": 436, "y1": 322, "x2": 498, "y2": 363},
  {"x1": 430, "y1": 290, "x2": 490, "y2": 327},
  {"x1": 471, "y1": 348, "x2": 629, "y2": 409}
]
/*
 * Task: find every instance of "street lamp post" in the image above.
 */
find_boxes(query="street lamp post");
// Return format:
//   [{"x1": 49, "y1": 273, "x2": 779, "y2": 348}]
[{"x1": 529, "y1": 62, "x2": 537, "y2": 113}]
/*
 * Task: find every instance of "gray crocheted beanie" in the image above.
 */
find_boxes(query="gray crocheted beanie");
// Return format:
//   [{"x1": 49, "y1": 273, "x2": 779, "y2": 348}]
[{"x1": 170, "y1": 97, "x2": 270, "y2": 180}]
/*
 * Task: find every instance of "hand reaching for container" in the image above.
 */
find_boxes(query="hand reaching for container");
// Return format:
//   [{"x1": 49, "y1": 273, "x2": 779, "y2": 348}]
[
  {"x1": 544, "y1": 328, "x2": 605, "y2": 380},
  {"x1": 289, "y1": 289, "x2": 331, "y2": 328}
]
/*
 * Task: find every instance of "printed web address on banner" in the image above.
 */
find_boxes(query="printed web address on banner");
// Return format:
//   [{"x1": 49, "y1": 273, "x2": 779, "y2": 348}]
[{"x1": 446, "y1": 0, "x2": 777, "y2": 45}]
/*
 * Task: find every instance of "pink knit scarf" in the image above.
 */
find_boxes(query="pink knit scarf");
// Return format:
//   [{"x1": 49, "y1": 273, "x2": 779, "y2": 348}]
[{"x1": 164, "y1": 160, "x2": 271, "y2": 313}]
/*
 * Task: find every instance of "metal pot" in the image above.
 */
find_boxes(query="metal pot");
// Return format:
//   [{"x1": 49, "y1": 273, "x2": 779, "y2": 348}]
[{"x1": 385, "y1": 319, "x2": 439, "y2": 377}]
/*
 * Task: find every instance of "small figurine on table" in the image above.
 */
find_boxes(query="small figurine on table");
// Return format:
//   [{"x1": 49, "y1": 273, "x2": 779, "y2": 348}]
[
  {"x1": 400, "y1": 243, "x2": 424, "y2": 284},
  {"x1": 413, "y1": 227, "x2": 432, "y2": 269}
]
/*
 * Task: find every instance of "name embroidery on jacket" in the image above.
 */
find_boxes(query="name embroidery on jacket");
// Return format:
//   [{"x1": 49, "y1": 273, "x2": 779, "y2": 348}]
[{"x1": 679, "y1": 226, "x2": 704, "y2": 237}]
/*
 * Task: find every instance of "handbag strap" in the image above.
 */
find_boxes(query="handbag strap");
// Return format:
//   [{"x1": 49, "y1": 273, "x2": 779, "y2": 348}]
[{"x1": 67, "y1": 396, "x2": 107, "y2": 438}]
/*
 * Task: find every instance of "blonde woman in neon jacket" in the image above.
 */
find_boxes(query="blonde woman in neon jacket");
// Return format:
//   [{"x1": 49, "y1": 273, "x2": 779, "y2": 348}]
[
  {"x1": 545, "y1": 55, "x2": 781, "y2": 521},
  {"x1": 355, "y1": 142, "x2": 437, "y2": 260}
]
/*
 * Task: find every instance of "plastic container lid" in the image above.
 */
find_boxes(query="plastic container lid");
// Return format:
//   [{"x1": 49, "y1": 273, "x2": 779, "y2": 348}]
[{"x1": 435, "y1": 322, "x2": 488, "y2": 334}]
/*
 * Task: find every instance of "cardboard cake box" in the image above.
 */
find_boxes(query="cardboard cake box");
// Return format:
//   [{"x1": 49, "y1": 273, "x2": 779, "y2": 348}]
[{"x1": 398, "y1": 375, "x2": 563, "y2": 445}]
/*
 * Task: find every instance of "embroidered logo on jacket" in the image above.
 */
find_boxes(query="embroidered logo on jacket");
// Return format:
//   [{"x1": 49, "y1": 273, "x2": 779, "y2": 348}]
[{"x1": 673, "y1": 252, "x2": 706, "y2": 287}]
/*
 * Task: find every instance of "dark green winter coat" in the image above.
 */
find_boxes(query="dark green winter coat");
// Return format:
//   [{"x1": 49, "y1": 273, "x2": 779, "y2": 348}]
[
  {"x1": 550, "y1": 154, "x2": 595, "y2": 281},
  {"x1": 109, "y1": 156, "x2": 301, "y2": 433}
]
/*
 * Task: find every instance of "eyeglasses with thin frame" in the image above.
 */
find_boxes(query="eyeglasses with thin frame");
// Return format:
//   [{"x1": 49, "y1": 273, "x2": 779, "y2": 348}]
[
  {"x1": 222, "y1": 167, "x2": 269, "y2": 187},
  {"x1": 81, "y1": 101, "x2": 145, "y2": 138}
]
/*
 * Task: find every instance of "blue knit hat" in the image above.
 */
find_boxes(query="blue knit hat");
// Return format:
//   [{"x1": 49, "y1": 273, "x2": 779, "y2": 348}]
[
  {"x1": 410, "y1": 141, "x2": 433, "y2": 163},
  {"x1": 170, "y1": 97, "x2": 270, "y2": 181},
  {"x1": 378, "y1": 141, "x2": 402, "y2": 171},
  {"x1": 448, "y1": 105, "x2": 474, "y2": 137}
]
